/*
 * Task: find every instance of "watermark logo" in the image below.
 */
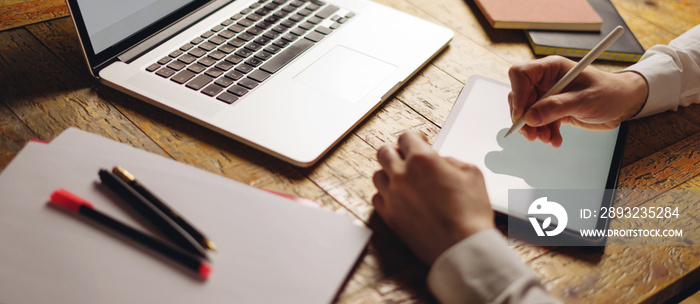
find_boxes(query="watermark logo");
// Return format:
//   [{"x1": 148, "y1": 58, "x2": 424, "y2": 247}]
[{"x1": 528, "y1": 197, "x2": 568, "y2": 236}]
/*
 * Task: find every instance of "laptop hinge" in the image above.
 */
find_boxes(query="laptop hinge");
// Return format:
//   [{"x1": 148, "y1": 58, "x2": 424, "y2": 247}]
[{"x1": 118, "y1": 0, "x2": 232, "y2": 64}]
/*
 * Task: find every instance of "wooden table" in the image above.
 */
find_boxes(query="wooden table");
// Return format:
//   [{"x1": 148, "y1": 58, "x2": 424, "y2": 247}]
[{"x1": 1, "y1": 0, "x2": 699, "y2": 303}]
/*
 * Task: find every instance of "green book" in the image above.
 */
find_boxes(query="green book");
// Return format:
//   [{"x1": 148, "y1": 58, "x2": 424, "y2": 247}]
[{"x1": 525, "y1": 0, "x2": 644, "y2": 63}]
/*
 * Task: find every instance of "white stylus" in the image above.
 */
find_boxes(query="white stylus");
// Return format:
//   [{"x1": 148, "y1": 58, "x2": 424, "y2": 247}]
[{"x1": 504, "y1": 26, "x2": 625, "y2": 138}]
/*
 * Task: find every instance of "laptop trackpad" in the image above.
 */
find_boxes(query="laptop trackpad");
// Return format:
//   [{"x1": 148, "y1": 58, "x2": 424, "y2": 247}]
[{"x1": 294, "y1": 46, "x2": 397, "y2": 103}]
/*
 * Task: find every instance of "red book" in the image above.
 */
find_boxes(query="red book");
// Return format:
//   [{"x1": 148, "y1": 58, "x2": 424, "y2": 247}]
[{"x1": 474, "y1": 0, "x2": 603, "y2": 31}]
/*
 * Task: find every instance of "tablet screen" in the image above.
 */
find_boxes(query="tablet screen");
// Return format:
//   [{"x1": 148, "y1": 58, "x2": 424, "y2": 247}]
[{"x1": 434, "y1": 76, "x2": 624, "y2": 235}]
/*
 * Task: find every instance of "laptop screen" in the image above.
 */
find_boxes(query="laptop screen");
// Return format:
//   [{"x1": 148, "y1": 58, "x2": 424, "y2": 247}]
[
  {"x1": 67, "y1": 0, "x2": 216, "y2": 75},
  {"x1": 77, "y1": 0, "x2": 194, "y2": 53}
]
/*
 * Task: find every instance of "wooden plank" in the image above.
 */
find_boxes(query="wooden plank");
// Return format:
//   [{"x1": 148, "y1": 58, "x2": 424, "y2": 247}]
[
  {"x1": 677, "y1": 104, "x2": 700, "y2": 128},
  {"x1": 400, "y1": 0, "x2": 533, "y2": 65},
  {"x1": 0, "y1": 103, "x2": 36, "y2": 170},
  {"x1": 626, "y1": 112, "x2": 700, "y2": 151},
  {"x1": 621, "y1": 135, "x2": 656, "y2": 168},
  {"x1": 0, "y1": 0, "x2": 69, "y2": 32},
  {"x1": 0, "y1": 27, "x2": 167, "y2": 156},
  {"x1": 611, "y1": 0, "x2": 700, "y2": 37}
]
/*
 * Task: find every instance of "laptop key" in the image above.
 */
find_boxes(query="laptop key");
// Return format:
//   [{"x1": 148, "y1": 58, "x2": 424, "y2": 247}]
[
  {"x1": 254, "y1": 36, "x2": 271, "y2": 45},
  {"x1": 238, "y1": 19, "x2": 254, "y2": 27},
  {"x1": 291, "y1": 27, "x2": 306, "y2": 36},
  {"x1": 235, "y1": 49, "x2": 253, "y2": 58},
  {"x1": 225, "y1": 54, "x2": 245, "y2": 64},
  {"x1": 235, "y1": 63, "x2": 255, "y2": 74},
  {"x1": 263, "y1": 30, "x2": 280, "y2": 40},
  {"x1": 228, "y1": 38, "x2": 246, "y2": 48},
  {"x1": 186, "y1": 75, "x2": 214, "y2": 90},
  {"x1": 219, "y1": 29, "x2": 236, "y2": 39},
  {"x1": 249, "y1": 69, "x2": 271, "y2": 82},
  {"x1": 199, "y1": 41, "x2": 217, "y2": 51},
  {"x1": 211, "y1": 25, "x2": 225, "y2": 32},
  {"x1": 201, "y1": 84, "x2": 224, "y2": 96},
  {"x1": 155, "y1": 67, "x2": 176, "y2": 78},
  {"x1": 209, "y1": 50, "x2": 227, "y2": 60},
  {"x1": 306, "y1": 3, "x2": 320, "y2": 10},
  {"x1": 205, "y1": 67, "x2": 224, "y2": 78},
  {"x1": 256, "y1": 21, "x2": 273, "y2": 29},
  {"x1": 218, "y1": 44, "x2": 236, "y2": 54},
  {"x1": 316, "y1": 5, "x2": 339, "y2": 19},
  {"x1": 272, "y1": 38, "x2": 290, "y2": 48},
  {"x1": 225, "y1": 70, "x2": 245, "y2": 80},
  {"x1": 179, "y1": 44, "x2": 193, "y2": 51},
  {"x1": 315, "y1": 26, "x2": 332, "y2": 35},
  {"x1": 290, "y1": 14, "x2": 304, "y2": 22},
  {"x1": 299, "y1": 21, "x2": 314, "y2": 30},
  {"x1": 246, "y1": 57, "x2": 263, "y2": 67},
  {"x1": 198, "y1": 57, "x2": 217, "y2": 67},
  {"x1": 260, "y1": 38, "x2": 313, "y2": 73},
  {"x1": 227, "y1": 85, "x2": 249, "y2": 96},
  {"x1": 171, "y1": 70, "x2": 196, "y2": 84},
  {"x1": 167, "y1": 61, "x2": 187, "y2": 71},
  {"x1": 238, "y1": 32, "x2": 255, "y2": 41},
  {"x1": 168, "y1": 49, "x2": 189, "y2": 58},
  {"x1": 189, "y1": 48, "x2": 207, "y2": 58},
  {"x1": 191, "y1": 37, "x2": 204, "y2": 44},
  {"x1": 188, "y1": 63, "x2": 207, "y2": 73},
  {"x1": 305, "y1": 31, "x2": 324, "y2": 42},
  {"x1": 264, "y1": 45, "x2": 281, "y2": 54},
  {"x1": 246, "y1": 14, "x2": 262, "y2": 22},
  {"x1": 157, "y1": 56, "x2": 171, "y2": 65},
  {"x1": 238, "y1": 78, "x2": 259, "y2": 89},
  {"x1": 146, "y1": 63, "x2": 161, "y2": 72},
  {"x1": 201, "y1": 31, "x2": 215, "y2": 38},
  {"x1": 209, "y1": 36, "x2": 226, "y2": 45},
  {"x1": 215, "y1": 77, "x2": 235, "y2": 88},
  {"x1": 216, "y1": 61, "x2": 235, "y2": 71},
  {"x1": 245, "y1": 42, "x2": 263, "y2": 52},
  {"x1": 282, "y1": 33, "x2": 298, "y2": 42},
  {"x1": 255, "y1": 51, "x2": 272, "y2": 60},
  {"x1": 229, "y1": 24, "x2": 245, "y2": 33},
  {"x1": 307, "y1": 16, "x2": 322, "y2": 24},
  {"x1": 178, "y1": 54, "x2": 197, "y2": 64},
  {"x1": 217, "y1": 92, "x2": 239, "y2": 104}
]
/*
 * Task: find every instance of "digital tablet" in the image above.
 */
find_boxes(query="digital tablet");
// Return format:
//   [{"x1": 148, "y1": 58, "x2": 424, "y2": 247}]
[{"x1": 433, "y1": 76, "x2": 626, "y2": 245}]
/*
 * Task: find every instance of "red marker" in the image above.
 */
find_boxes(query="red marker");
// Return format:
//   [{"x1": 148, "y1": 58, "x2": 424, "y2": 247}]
[{"x1": 49, "y1": 189, "x2": 211, "y2": 280}]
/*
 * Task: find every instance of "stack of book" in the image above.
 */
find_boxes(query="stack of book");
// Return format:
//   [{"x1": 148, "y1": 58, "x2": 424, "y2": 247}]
[{"x1": 473, "y1": 0, "x2": 644, "y2": 62}]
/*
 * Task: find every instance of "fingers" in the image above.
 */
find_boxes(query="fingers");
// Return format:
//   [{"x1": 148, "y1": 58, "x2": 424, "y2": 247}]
[
  {"x1": 525, "y1": 90, "x2": 585, "y2": 127},
  {"x1": 397, "y1": 131, "x2": 432, "y2": 158},
  {"x1": 377, "y1": 145, "x2": 403, "y2": 175},
  {"x1": 509, "y1": 56, "x2": 579, "y2": 122}
]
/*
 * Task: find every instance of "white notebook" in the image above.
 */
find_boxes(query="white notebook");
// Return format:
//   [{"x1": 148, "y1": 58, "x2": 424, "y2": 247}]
[{"x1": 0, "y1": 128, "x2": 371, "y2": 304}]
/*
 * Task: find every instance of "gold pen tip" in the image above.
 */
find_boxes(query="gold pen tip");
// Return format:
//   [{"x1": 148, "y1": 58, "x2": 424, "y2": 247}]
[
  {"x1": 112, "y1": 166, "x2": 135, "y2": 182},
  {"x1": 206, "y1": 240, "x2": 217, "y2": 252}
]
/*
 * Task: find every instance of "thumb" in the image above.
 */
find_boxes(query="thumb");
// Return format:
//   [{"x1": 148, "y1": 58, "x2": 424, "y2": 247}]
[{"x1": 524, "y1": 92, "x2": 585, "y2": 127}]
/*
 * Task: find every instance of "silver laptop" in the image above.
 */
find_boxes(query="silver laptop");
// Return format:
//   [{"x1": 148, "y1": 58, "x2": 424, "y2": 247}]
[{"x1": 67, "y1": 0, "x2": 453, "y2": 167}]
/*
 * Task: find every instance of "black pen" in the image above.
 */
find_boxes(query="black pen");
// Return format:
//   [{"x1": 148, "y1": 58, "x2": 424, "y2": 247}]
[
  {"x1": 112, "y1": 166, "x2": 217, "y2": 252},
  {"x1": 98, "y1": 169, "x2": 209, "y2": 259},
  {"x1": 49, "y1": 189, "x2": 212, "y2": 280}
]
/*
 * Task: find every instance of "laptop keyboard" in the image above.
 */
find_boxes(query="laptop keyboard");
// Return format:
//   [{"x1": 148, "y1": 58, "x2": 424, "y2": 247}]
[{"x1": 146, "y1": 0, "x2": 355, "y2": 104}]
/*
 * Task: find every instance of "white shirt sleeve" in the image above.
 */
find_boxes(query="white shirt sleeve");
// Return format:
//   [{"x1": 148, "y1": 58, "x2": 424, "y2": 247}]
[
  {"x1": 427, "y1": 229, "x2": 561, "y2": 304},
  {"x1": 625, "y1": 25, "x2": 700, "y2": 118}
]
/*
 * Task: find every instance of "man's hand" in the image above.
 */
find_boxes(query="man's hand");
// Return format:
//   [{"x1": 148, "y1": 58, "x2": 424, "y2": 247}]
[
  {"x1": 508, "y1": 55, "x2": 648, "y2": 147},
  {"x1": 372, "y1": 131, "x2": 495, "y2": 265}
]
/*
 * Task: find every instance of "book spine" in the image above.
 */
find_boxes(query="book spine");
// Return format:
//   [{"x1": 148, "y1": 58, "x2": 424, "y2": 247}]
[{"x1": 529, "y1": 41, "x2": 642, "y2": 63}]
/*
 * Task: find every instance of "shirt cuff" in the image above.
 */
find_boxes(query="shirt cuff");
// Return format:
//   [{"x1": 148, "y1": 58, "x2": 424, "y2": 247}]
[
  {"x1": 426, "y1": 229, "x2": 536, "y2": 304},
  {"x1": 623, "y1": 46, "x2": 683, "y2": 119}
]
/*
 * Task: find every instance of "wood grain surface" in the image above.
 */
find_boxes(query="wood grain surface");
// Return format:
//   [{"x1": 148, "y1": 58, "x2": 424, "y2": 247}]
[{"x1": 1, "y1": 0, "x2": 699, "y2": 303}]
